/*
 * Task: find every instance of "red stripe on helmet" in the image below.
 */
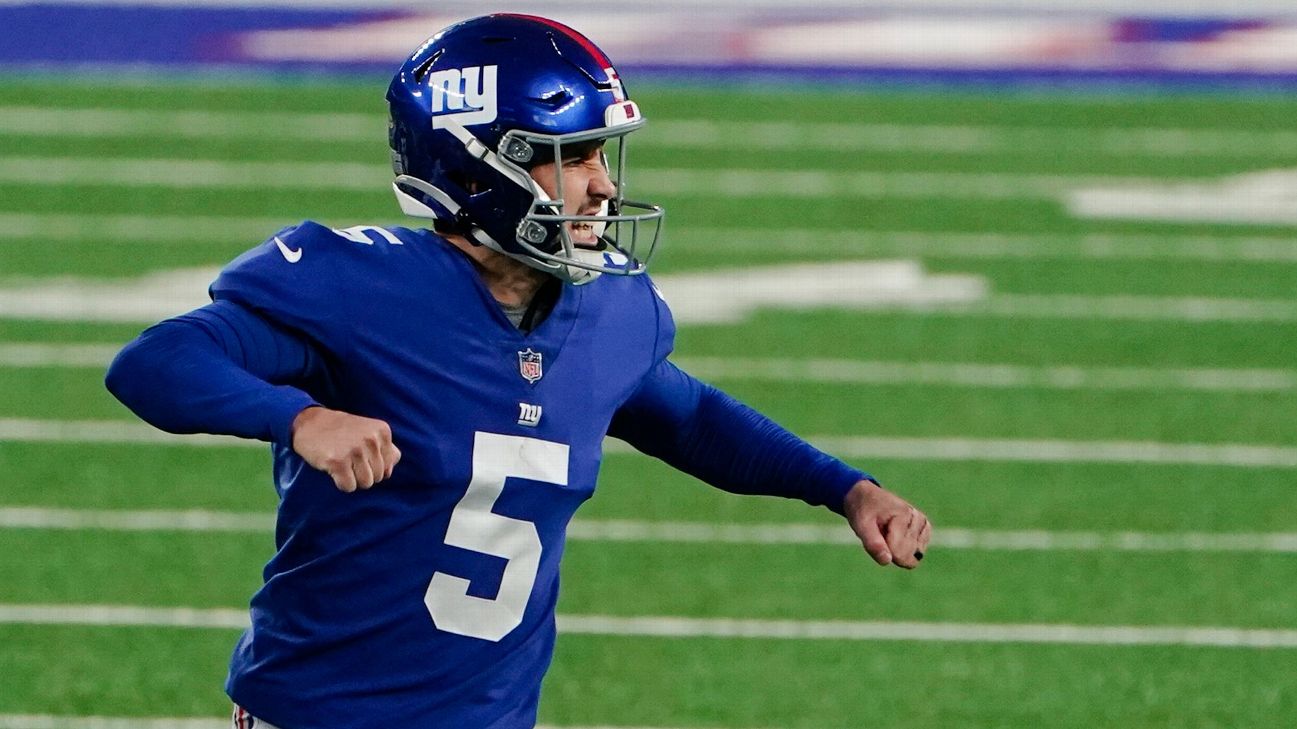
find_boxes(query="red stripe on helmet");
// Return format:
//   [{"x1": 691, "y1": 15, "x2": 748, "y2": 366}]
[{"x1": 499, "y1": 13, "x2": 612, "y2": 67}]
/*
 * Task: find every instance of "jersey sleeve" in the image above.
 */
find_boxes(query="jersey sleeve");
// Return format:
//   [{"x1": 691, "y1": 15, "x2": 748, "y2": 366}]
[
  {"x1": 208, "y1": 221, "x2": 356, "y2": 347},
  {"x1": 608, "y1": 359, "x2": 873, "y2": 516},
  {"x1": 105, "y1": 300, "x2": 324, "y2": 444}
]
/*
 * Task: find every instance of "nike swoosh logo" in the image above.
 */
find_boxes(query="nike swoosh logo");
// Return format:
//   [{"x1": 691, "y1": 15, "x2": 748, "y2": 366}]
[{"x1": 274, "y1": 236, "x2": 303, "y2": 263}]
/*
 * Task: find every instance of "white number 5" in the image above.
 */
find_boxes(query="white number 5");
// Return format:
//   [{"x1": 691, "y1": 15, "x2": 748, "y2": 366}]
[{"x1": 424, "y1": 432, "x2": 569, "y2": 642}]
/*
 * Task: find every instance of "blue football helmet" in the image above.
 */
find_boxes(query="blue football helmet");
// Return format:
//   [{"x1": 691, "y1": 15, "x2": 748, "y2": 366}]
[{"x1": 387, "y1": 14, "x2": 664, "y2": 284}]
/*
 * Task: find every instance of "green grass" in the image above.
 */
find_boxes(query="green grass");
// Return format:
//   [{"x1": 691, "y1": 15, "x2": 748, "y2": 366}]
[{"x1": 0, "y1": 77, "x2": 1294, "y2": 728}]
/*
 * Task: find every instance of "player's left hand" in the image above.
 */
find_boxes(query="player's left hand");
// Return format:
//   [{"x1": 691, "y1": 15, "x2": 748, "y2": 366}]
[{"x1": 843, "y1": 480, "x2": 931, "y2": 569}]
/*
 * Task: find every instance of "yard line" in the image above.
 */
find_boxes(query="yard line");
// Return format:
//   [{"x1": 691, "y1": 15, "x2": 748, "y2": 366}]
[
  {"x1": 673, "y1": 356, "x2": 1297, "y2": 393},
  {"x1": 0, "y1": 343, "x2": 122, "y2": 367},
  {"x1": 681, "y1": 228, "x2": 1297, "y2": 264},
  {"x1": 0, "y1": 155, "x2": 1163, "y2": 199},
  {"x1": 0, "y1": 418, "x2": 257, "y2": 447},
  {"x1": 968, "y1": 294, "x2": 1297, "y2": 323},
  {"x1": 0, "y1": 717, "x2": 228, "y2": 729},
  {"x1": 0, "y1": 718, "x2": 680, "y2": 729},
  {"x1": 4, "y1": 214, "x2": 1295, "y2": 269},
  {"x1": 557, "y1": 615, "x2": 1297, "y2": 649},
  {"x1": 0, "y1": 106, "x2": 380, "y2": 141},
  {"x1": 651, "y1": 119, "x2": 1297, "y2": 158},
  {"x1": 1007, "y1": 290, "x2": 1284, "y2": 330},
  {"x1": 4, "y1": 267, "x2": 1294, "y2": 325},
  {"x1": 0, "y1": 212, "x2": 293, "y2": 242},
  {"x1": 805, "y1": 436, "x2": 1297, "y2": 469},
  {"x1": 4, "y1": 419, "x2": 1296, "y2": 467},
  {"x1": 5, "y1": 106, "x2": 1297, "y2": 158},
  {"x1": 5, "y1": 507, "x2": 1297, "y2": 555},
  {"x1": 1, "y1": 603, "x2": 1293, "y2": 648},
  {"x1": 7, "y1": 214, "x2": 1296, "y2": 266},
  {"x1": 11, "y1": 344, "x2": 1292, "y2": 393}
]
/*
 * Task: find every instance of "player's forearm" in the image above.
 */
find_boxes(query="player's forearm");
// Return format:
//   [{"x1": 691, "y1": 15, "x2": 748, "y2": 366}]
[
  {"x1": 105, "y1": 305, "x2": 318, "y2": 444},
  {"x1": 668, "y1": 384, "x2": 870, "y2": 514},
  {"x1": 611, "y1": 362, "x2": 871, "y2": 514}
]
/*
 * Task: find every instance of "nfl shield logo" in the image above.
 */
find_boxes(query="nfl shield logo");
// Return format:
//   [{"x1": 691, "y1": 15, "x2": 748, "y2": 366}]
[{"x1": 518, "y1": 348, "x2": 543, "y2": 383}]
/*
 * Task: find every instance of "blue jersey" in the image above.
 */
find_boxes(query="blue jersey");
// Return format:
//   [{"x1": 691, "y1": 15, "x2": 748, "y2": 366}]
[{"x1": 210, "y1": 222, "x2": 673, "y2": 729}]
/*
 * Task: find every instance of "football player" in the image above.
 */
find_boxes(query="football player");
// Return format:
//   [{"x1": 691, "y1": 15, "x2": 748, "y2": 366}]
[{"x1": 105, "y1": 14, "x2": 931, "y2": 729}]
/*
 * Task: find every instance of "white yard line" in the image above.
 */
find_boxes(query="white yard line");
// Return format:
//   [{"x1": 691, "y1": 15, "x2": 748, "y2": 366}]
[
  {"x1": 682, "y1": 228, "x2": 1297, "y2": 264},
  {"x1": 0, "y1": 212, "x2": 295, "y2": 242},
  {"x1": 5, "y1": 106, "x2": 1297, "y2": 158},
  {"x1": 651, "y1": 119, "x2": 1297, "y2": 158},
  {"x1": 0, "y1": 603, "x2": 1292, "y2": 648},
  {"x1": 968, "y1": 293, "x2": 1297, "y2": 323},
  {"x1": 4, "y1": 507, "x2": 1297, "y2": 555},
  {"x1": 0, "y1": 717, "x2": 229, "y2": 729},
  {"x1": 3, "y1": 418, "x2": 1295, "y2": 467},
  {"x1": 0, "y1": 155, "x2": 1162, "y2": 200},
  {"x1": 804, "y1": 435, "x2": 1297, "y2": 468},
  {"x1": 5, "y1": 215, "x2": 1296, "y2": 266},
  {"x1": 2, "y1": 272, "x2": 1293, "y2": 325},
  {"x1": 672, "y1": 356, "x2": 1297, "y2": 392},
  {"x1": 0, "y1": 718, "x2": 680, "y2": 729},
  {"x1": 0, "y1": 343, "x2": 123, "y2": 367},
  {"x1": 0, "y1": 418, "x2": 256, "y2": 447},
  {"x1": 11, "y1": 344, "x2": 1292, "y2": 393}
]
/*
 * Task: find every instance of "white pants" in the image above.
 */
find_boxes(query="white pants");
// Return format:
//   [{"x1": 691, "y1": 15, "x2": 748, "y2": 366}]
[{"x1": 233, "y1": 704, "x2": 284, "y2": 729}]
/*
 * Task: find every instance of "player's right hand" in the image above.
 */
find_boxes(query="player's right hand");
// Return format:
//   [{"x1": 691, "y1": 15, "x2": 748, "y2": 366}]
[{"x1": 290, "y1": 406, "x2": 401, "y2": 492}]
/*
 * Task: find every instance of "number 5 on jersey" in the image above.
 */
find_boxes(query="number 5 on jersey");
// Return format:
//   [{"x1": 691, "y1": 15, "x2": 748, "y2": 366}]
[{"x1": 425, "y1": 432, "x2": 569, "y2": 641}]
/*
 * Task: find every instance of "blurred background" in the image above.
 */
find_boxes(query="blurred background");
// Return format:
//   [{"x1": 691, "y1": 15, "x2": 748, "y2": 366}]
[{"x1": 1, "y1": 1, "x2": 1295, "y2": 727}]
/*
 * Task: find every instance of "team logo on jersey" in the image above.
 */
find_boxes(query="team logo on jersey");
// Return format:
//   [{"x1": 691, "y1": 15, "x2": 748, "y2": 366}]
[
  {"x1": 427, "y1": 65, "x2": 498, "y2": 129},
  {"x1": 517, "y1": 402, "x2": 543, "y2": 427},
  {"x1": 518, "y1": 348, "x2": 544, "y2": 383}
]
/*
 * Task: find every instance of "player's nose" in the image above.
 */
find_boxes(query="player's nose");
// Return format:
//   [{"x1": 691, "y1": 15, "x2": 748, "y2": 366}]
[{"x1": 588, "y1": 167, "x2": 616, "y2": 202}]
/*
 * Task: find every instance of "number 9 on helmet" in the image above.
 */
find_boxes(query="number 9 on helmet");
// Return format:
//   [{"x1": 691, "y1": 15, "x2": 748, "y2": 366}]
[{"x1": 386, "y1": 14, "x2": 665, "y2": 285}]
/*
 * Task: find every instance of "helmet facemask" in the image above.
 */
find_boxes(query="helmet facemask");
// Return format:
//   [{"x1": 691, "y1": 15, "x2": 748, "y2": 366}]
[{"x1": 495, "y1": 125, "x2": 663, "y2": 285}]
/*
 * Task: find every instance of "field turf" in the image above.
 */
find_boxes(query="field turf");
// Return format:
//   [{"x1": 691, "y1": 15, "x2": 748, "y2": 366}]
[{"x1": 0, "y1": 78, "x2": 1294, "y2": 728}]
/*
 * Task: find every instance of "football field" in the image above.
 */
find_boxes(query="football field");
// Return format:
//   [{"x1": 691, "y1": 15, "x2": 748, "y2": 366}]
[{"x1": 0, "y1": 78, "x2": 1295, "y2": 728}]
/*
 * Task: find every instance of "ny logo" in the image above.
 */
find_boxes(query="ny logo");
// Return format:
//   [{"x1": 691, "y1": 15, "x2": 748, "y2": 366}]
[
  {"x1": 427, "y1": 65, "x2": 498, "y2": 129},
  {"x1": 517, "y1": 402, "x2": 543, "y2": 428}
]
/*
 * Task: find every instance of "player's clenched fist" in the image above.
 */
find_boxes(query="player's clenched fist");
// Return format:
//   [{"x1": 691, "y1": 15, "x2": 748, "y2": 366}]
[
  {"x1": 290, "y1": 406, "x2": 402, "y2": 492},
  {"x1": 843, "y1": 479, "x2": 932, "y2": 569}
]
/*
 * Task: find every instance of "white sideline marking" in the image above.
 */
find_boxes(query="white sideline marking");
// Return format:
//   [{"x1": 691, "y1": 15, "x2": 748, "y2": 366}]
[
  {"x1": 0, "y1": 155, "x2": 1164, "y2": 200},
  {"x1": 0, "y1": 604, "x2": 1292, "y2": 649},
  {"x1": 5, "y1": 215, "x2": 1296, "y2": 266},
  {"x1": 4, "y1": 419, "x2": 1295, "y2": 468},
  {"x1": 5, "y1": 106, "x2": 1297, "y2": 159},
  {"x1": 5, "y1": 508, "x2": 1297, "y2": 555},
  {"x1": 674, "y1": 356, "x2": 1297, "y2": 393},
  {"x1": 13, "y1": 343, "x2": 1293, "y2": 394}
]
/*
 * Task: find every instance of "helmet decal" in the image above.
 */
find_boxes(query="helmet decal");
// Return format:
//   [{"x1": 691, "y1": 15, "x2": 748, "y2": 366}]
[
  {"x1": 603, "y1": 68, "x2": 626, "y2": 102},
  {"x1": 428, "y1": 65, "x2": 498, "y2": 129}
]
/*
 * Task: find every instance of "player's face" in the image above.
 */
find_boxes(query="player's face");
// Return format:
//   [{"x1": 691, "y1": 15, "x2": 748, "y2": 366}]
[{"x1": 529, "y1": 141, "x2": 616, "y2": 249}]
